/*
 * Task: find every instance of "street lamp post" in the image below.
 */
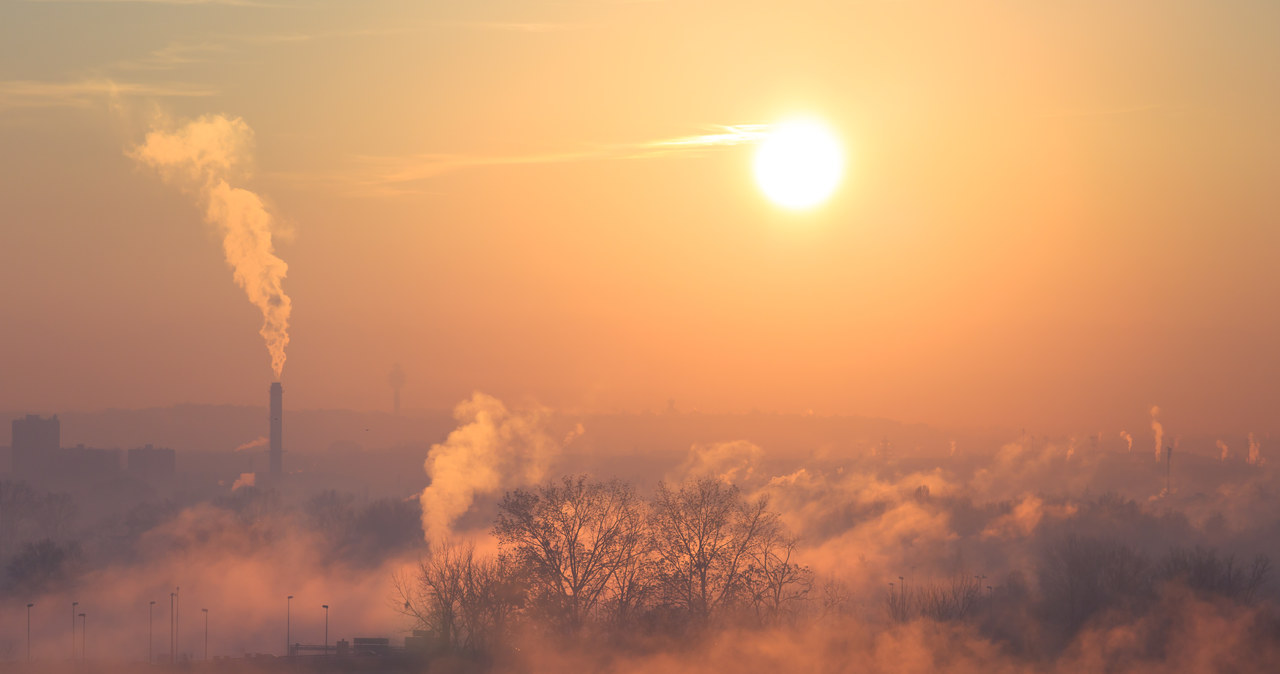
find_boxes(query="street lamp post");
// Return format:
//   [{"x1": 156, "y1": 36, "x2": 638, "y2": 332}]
[
  {"x1": 71, "y1": 601, "x2": 77, "y2": 661},
  {"x1": 149, "y1": 601, "x2": 156, "y2": 664},
  {"x1": 27, "y1": 603, "x2": 34, "y2": 662},
  {"x1": 202, "y1": 609, "x2": 208, "y2": 661},
  {"x1": 78, "y1": 613, "x2": 85, "y2": 662},
  {"x1": 286, "y1": 595, "x2": 293, "y2": 657},
  {"x1": 169, "y1": 591, "x2": 175, "y2": 664},
  {"x1": 322, "y1": 605, "x2": 329, "y2": 656}
]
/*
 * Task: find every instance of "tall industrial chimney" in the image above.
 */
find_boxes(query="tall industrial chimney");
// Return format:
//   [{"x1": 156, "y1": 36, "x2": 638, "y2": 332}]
[{"x1": 269, "y1": 382, "x2": 283, "y2": 476}]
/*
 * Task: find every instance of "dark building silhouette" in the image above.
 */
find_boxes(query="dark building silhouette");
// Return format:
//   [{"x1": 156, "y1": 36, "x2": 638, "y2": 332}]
[
  {"x1": 11, "y1": 414, "x2": 127, "y2": 480},
  {"x1": 128, "y1": 443, "x2": 176, "y2": 478},
  {"x1": 269, "y1": 382, "x2": 284, "y2": 475},
  {"x1": 12, "y1": 414, "x2": 60, "y2": 476}
]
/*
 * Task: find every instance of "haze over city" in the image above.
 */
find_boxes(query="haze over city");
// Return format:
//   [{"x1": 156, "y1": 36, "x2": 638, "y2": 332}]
[{"x1": 2, "y1": 1, "x2": 1278, "y2": 673}]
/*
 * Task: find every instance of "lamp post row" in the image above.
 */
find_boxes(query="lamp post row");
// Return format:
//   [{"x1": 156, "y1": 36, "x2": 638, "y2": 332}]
[{"x1": 21, "y1": 595, "x2": 328, "y2": 662}]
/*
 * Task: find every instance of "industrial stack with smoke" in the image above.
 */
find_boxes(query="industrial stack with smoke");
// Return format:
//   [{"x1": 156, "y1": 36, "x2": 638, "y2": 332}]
[
  {"x1": 269, "y1": 382, "x2": 284, "y2": 476},
  {"x1": 132, "y1": 114, "x2": 294, "y2": 479}
]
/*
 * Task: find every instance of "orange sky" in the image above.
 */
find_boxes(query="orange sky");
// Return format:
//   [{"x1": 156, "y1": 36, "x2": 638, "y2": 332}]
[{"x1": 1, "y1": 0, "x2": 1278, "y2": 435}]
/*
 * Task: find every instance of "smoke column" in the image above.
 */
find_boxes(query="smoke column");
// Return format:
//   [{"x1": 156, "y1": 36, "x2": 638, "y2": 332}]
[
  {"x1": 1119, "y1": 430, "x2": 1133, "y2": 452},
  {"x1": 419, "y1": 393, "x2": 563, "y2": 542},
  {"x1": 1149, "y1": 406, "x2": 1164, "y2": 461},
  {"x1": 130, "y1": 115, "x2": 292, "y2": 379},
  {"x1": 1247, "y1": 433, "x2": 1262, "y2": 466},
  {"x1": 1217, "y1": 439, "x2": 1229, "y2": 461}
]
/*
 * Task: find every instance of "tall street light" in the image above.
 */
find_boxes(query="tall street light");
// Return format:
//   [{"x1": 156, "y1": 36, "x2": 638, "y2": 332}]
[
  {"x1": 286, "y1": 595, "x2": 293, "y2": 657},
  {"x1": 71, "y1": 601, "x2": 77, "y2": 661},
  {"x1": 169, "y1": 591, "x2": 175, "y2": 664},
  {"x1": 321, "y1": 605, "x2": 329, "y2": 656},
  {"x1": 27, "y1": 603, "x2": 34, "y2": 662},
  {"x1": 202, "y1": 608, "x2": 209, "y2": 661},
  {"x1": 78, "y1": 613, "x2": 85, "y2": 662},
  {"x1": 149, "y1": 601, "x2": 156, "y2": 664}
]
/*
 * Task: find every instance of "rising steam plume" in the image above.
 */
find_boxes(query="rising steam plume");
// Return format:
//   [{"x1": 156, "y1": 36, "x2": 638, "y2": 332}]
[
  {"x1": 1119, "y1": 430, "x2": 1133, "y2": 452},
  {"x1": 1149, "y1": 406, "x2": 1164, "y2": 461},
  {"x1": 1247, "y1": 433, "x2": 1263, "y2": 466},
  {"x1": 130, "y1": 115, "x2": 292, "y2": 379},
  {"x1": 419, "y1": 393, "x2": 564, "y2": 542}
]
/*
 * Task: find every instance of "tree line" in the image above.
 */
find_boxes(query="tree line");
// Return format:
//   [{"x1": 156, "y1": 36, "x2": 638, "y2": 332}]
[
  {"x1": 395, "y1": 476, "x2": 812, "y2": 656},
  {"x1": 396, "y1": 476, "x2": 1275, "y2": 665}
]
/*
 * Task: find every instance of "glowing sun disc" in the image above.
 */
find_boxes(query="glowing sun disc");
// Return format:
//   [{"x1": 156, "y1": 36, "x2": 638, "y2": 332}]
[{"x1": 754, "y1": 119, "x2": 844, "y2": 209}]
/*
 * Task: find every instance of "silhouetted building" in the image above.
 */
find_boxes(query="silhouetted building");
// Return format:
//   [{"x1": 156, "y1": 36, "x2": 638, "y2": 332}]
[
  {"x1": 128, "y1": 443, "x2": 176, "y2": 478},
  {"x1": 12, "y1": 414, "x2": 60, "y2": 476},
  {"x1": 11, "y1": 415, "x2": 126, "y2": 479},
  {"x1": 269, "y1": 382, "x2": 284, "y2": 475},
  {"x1": 352, "y1": 638, "x2": 391, "y2": 656}
]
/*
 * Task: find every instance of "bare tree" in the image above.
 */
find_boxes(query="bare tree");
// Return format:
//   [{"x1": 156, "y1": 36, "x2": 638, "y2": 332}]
[
  {"x1": 394, "y1": 541, "x2": 521, "y2": 656},
  {"x1": 745, "y1": 528, "x2": 813, "y2": 623},
  {"x1": 648, "y1": 478, "x2": 776, "y2": 623},
  {"x1": 1037, "y1": 535, "x2": 1152, "y2": 636},
  {"x1": 494, "y1": 476, "x2": 648, "y2": 630},
  {"x1": 915, "y1": 575, "x2": 984, "y2": 622},
  {"x1": 1156, "y1": 546, "x2": 1270, "y2": 603},
  {"x1": 819, "y1": 578, "x2": 854, "y2": 618}
]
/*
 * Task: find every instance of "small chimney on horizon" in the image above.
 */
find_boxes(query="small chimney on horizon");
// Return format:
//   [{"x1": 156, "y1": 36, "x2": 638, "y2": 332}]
[{"x1": 269, "y1": 382, "x2": 283, "y2": 476}]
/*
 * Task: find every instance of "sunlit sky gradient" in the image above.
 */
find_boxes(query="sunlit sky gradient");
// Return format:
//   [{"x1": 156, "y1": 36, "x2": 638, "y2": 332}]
[{"x1": 2, "y1": 0, "x2": 1278, "y2": 435}]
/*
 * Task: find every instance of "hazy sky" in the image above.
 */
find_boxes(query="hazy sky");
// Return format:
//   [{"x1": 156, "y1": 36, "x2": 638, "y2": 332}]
[{"x1": 1, "y1": 0, "x2": 1277, "y2": 434}]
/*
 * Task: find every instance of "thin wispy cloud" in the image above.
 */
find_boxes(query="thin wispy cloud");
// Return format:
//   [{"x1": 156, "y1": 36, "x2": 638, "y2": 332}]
[
  {"x1": 0, "y1": 79, "x2": 217, "y2": 110},
  {"x1": 107, "y1": 28, "x2": 410, "y2": 71},
  {"x1": 24, "y1": 0, "x2": 290, "y2": 7},
  {"x1": 1039, "y1": 104, "x2": 1165, "y2": 119},
  {"x1": 440, "y1": 21, "x2": 575, "y2": 33},
  {"x1": 269, "y1": 124, "x2": 771, "y2": 197},
  {"x1": 110, "y1": 41, "x2": 228, "y2": 71}
]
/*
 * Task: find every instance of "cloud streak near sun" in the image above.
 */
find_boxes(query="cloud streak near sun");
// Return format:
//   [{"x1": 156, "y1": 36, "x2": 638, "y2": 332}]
[{"x1": 274, "y1": 124, "x2": 773, "y2": 197}]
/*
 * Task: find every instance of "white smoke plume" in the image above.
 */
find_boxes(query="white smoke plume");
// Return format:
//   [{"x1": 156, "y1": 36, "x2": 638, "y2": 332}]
[
  {"x1": 1119, "y1": 430, "x2": 1133, "y2": 452},
  {"x1": 1217, "y1": 439, "x2": 1229, "y2": 461},
  {"x1": 667, "y1": 440, "x2": 764, "y2": 485},
  {"x1": 230, "y1": 472, "x2": 256, "y2": 491},
  {"x1": 130, "y1": 114, "x2": 292, "y2": 380},
  {"x1": 234, "y1": 436, "x2": 268, "y2": 452},
  {"x1": 1247, "y1": 433, "x2": 1263, "y2": 466},
  {"x1": 419, "y1": 393, "x2": 563, "y2": 542},
  {"x1": 564, "y1": 422, "x2": 586, "y2": 445},
  {"x1": 1150, "y1": 406, "x2": 1164, "y2": 461}
]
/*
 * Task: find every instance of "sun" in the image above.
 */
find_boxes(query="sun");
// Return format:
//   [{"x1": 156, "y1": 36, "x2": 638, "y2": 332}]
[{"x1": 753, "y1": 119, "x2": 844, "y2": 209}]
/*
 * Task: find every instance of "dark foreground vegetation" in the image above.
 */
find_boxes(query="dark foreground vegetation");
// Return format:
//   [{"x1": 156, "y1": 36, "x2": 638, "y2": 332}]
[{"x1": 395, "y1": 475, "x2": 1280, "y2": 672}]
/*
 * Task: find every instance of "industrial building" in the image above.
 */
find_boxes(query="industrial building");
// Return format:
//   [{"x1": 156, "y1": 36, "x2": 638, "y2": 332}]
[
  {"x1": 128, "y1": 443, "x2": 177, "y2": 478},
  {"x1": 11, "y1": 413, "x2": 60, "y2": 475},
  {"x1": 10, "y1": 413, "x2": 176, "y2": 481}
]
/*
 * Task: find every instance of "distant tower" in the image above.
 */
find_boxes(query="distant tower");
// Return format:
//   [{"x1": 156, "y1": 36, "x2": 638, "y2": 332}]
[
  {"x1": 11, "y1": 414, "x2": 60, "y2": 477},
  {"x1": 388, "y1": 364, "x2": 406, "y2": 416},
  {"x1": 269, "y1": 382, "x2": 283, "y2": 476}
]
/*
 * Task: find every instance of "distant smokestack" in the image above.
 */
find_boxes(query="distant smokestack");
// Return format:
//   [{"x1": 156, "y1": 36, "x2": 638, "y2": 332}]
[{"x1": 269, "y1": 382, "x2": 283, "y2": 475}]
